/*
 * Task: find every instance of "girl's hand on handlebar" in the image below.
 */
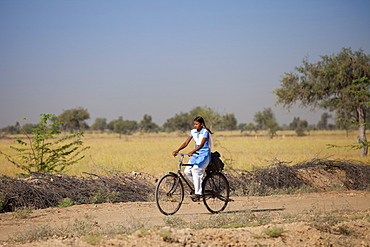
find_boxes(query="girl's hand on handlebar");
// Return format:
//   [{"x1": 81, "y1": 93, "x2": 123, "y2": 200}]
[{"x1": 172, "y1": 151, "x2": 178, "y2": 156}]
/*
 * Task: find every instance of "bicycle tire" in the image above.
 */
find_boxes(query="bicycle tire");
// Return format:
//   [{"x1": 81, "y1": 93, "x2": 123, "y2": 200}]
[
  {"x1": 202, "y1": 172, "x2": 230, "y2": 214},
  {"x1": 155, "y1": 173, "x2": 184, "y2": 215}
]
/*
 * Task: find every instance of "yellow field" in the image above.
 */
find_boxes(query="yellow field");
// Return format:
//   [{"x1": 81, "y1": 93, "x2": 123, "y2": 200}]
[{"x1": 0, "y1": 130, "x2": 368, "y2": 177}]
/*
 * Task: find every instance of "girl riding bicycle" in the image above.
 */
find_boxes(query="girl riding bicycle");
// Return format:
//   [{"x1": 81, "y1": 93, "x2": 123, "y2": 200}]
[{"x1": 172, "y1": 116, "x2": 213, "y2": 201}]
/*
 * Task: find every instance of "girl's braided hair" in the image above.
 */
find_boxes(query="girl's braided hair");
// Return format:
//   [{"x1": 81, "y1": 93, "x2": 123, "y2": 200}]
[{"x1": 194, "y1": 116, "x2": 213, "y2": 134}]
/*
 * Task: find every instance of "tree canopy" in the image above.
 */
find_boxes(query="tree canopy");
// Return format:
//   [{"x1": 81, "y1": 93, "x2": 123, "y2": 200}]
[
  {"x1": 274, "y1": 47, "x2": 370, "y2": 156},
  {"x1": 139, "y1": 114, "x2": 159, "y2": 133},
  {"x1": 90, "y1": 118, "x2": 107, "y2": 132},
  {"x1": 107, "y1": 116, "x2": 138, "y2": 137},
  {"x1": 253, "y1": 108, "x2": 279, "y2": 138},
  {"x1": 58, "y1": 107, "x2": 90, "y2": 133},
  {"x1": 162, "y1": 106, "x2": 236, "y2": 132}
]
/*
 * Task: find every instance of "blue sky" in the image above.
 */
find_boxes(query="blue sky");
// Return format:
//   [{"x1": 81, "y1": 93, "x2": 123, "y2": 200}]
[{"x1": 1, "y1": 0, "x2": 369, "y2": 128}]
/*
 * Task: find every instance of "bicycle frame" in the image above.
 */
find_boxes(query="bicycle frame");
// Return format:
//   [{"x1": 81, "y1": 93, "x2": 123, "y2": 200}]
[
  {"x1": 173, "y1": 153, "x2": 219, "y2": 199},
  {"x1": 172, "y1": 153, "x2": 195, "y2": 194}
]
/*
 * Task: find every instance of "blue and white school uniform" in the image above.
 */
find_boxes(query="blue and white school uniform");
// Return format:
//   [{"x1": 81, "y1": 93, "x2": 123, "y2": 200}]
[{"x1": 184, "y1": 128, "x2": 211, "y2": 195}]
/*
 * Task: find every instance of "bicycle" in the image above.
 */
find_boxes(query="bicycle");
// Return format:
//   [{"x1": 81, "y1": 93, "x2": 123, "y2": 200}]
[{"x1": 155, "y1": 153, "x2": 230, "y2": 215}]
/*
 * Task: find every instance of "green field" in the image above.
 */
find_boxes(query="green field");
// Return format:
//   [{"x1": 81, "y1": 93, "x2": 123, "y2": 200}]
[{"x1": 0, "y1": 130, "x2": 368, "y2": 177}]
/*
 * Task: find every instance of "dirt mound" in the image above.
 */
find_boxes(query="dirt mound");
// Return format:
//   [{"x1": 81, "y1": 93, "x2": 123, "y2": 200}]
[
  {"x1": 226, "y1": 159, "x2": 370, "y2": 196},
  {"x1": 1, "y1": 159, "x2": 370, "y2": 212},
  {"x1": 295, "y1": 159, "x2": 370, "y2": 190}
]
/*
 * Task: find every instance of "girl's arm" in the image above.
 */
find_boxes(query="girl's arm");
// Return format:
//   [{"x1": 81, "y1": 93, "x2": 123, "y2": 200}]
[
  {"x1": 188, "y1": 137, "x2": 207, "y2": 157},
  {"x1": 172, "y1": 136, "x2": 192, "y2": 156}
]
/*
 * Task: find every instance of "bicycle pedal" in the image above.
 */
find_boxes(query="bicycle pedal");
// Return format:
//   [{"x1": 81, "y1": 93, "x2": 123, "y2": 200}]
[{"x1": 189, "y1": 194, "x2": 201, "y2": 202}]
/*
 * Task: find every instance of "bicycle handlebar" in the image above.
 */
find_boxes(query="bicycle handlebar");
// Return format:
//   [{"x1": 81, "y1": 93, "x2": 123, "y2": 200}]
[
  {"x1": 175, "y1": 152, "x2": 199, "y2": 156},
  {"x1": 176, "y1": 153, "x2": 188, "y2": 156}
]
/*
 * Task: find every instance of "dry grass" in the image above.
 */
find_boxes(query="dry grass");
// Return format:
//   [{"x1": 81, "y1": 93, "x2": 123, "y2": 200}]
[{"x1": 0, "y1": 130, "x2": 368, "y2": 177}]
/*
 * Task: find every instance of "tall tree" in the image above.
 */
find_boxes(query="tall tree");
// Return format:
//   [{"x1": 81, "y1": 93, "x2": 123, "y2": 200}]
[
  {"x1": 274, "y1": 48, "x2": 370, "y2": 156},
  {"x1": 163, "y1": 112, "x2": 192, "y2": 132},
  {"x1": 90, "y1": 118, "x2": 107, "y2": 132},
  {"x1": 289, "y1": 117, "x2": 300, "y2": 130},
  {"x1": 163, "y1": 106, "x2": 221, "y2": 132},
  {"x1": 254, "y1": 108, "x2": 279, "y2": 138},
  {"x1": 108, "y1": 117, "x2": 138, "y2": 137},
  {"x1": 139, "y1": 114, "x2": 159, "y2": 133},
  {"x1": 296, "y1": 119, "x2": 308, "y2": 136},
  {"x1": 289, "y1": 117, "x2": 308, "y2": 136},
  {"x1": 58, "y1": 107, "x2": 90, "y2": 132},
  {"x1": 221, "y1": 113, "x2": 238, "y2": 131},
  {"x1": 189, "y1": 106, "x2": 221, "y2": 130},
  {"x1": 316, "y1": 113, "x2": 332, "y2": 130}
]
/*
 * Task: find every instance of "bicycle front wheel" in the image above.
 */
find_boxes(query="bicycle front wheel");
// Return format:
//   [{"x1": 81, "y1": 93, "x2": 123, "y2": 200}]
[
  {"x1": 202, "y1": 172, "x2": 230, "y2": 214},
  {"x1": 155, "y1": 173, "x2": 184, "y2": 215}
]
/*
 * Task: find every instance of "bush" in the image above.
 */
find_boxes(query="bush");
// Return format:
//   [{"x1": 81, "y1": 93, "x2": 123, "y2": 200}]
[
  {"x1": 57, "y1": 198, "x2": 76, "y2": 207},
  {"x1": 0, "y1": 113, "x2": 89, "y2": 174}
]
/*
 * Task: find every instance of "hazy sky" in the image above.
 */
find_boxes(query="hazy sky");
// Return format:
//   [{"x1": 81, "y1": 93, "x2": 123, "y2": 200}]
[{"x1": 1, "y1": 0, "x2": 369, "y2": 128}]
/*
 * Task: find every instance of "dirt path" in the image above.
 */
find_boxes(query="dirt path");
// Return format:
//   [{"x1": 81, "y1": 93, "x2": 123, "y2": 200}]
[{"x1": 1, "y1": 190, "x2": 370, "y2": 246}]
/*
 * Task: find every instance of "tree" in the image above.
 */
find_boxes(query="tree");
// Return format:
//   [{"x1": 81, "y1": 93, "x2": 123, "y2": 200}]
[
  {"x1": 221, "y1": 113, "x2": 237, "y2": 131},
  {"x1": 245, "y1": 123, "x2": 257, "y2": 133},
  {"x1": 91, "y1": 118, "x2": 107, "y2": 132},
  {"x1": 317, "y1": 113, "x2": 332, "y2": 130},
  {"x1": 189, "y1": 106, "x2": 221, "y2": 130},
  {"x1": 0, "y1": 114, "x2": 89, "y2": 174},
  {"x1": 296, "y1": 119, "x2": 308, "y2": 136},
  {"x1": 289, "y1": 117, "x2": 308, "y2": 136},
  {"x1": 238, "y1": 122, "x2": 258, "y2": 133},
  {"x1": 58, "y1": 107, "x2": 90, "y2": 132},
  {"x1": 289, "y1": 117, "x2": 300, "y2": 130},
  {"x1": 253, "y1": 108, "x2": 279, "y2": 138},
  {"x1": 274, "y1": 48, "x2": 370, "y2": 156},
  {"x1": 139, "y1": 114, "x2": 159, "y2": 133},
  {"x1": 108, "y1": 117, "x2": 138, "y2": 137},
  {"x1": 21, "y1": 123, "x2": 38, "y2": 134},
  {"x1": 163, "y1": 106, "x2": 222, "y2": 132},
  {"x1": 163, "y1": 112, "x2": 192, "y2": 132},
  {"x1": 1, "y1": 124, "x2": 20, "y2": 134}
]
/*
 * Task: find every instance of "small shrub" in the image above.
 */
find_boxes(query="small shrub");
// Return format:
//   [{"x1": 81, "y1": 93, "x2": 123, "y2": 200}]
[
  {"x1": 190, "y1": 214, "x2": 232, "y2": 229},
  {"x1": 263, "y1": 226, "x2": 284, "y2": 238},
  {"x1": 221, "y1": 222, "x2": 246, "y2": 228},
  {"x1": 71, "y1": 217, "x2": 100, "y2": 236},
  {"x1": 134, "y1": 228, "x2": 149, "y2": 238},
  {"x1": 12, "y1": 224, "x2": 59, "y2": 243},
  {"x1": 57, "y1": 198, "x2": 76, "y2": 207},
  {"x1": 164, "y1": 216, "x2": 187, "y2": 228},
  {"x1": 13, "y1": 206, "x2": 33, "y2": 219},
  {"x1": 87, "y1": 190, "x2": 120, "y2": 204},
  {"x1": 338, "y1": 225, "x2": 353, "y2": 235},
  {"x1": 81, "y1": 232, "x2": 103, "y2": 245},
  {"x1": 188, "y1": 211, "x2": 272, "y2": 230},
  {"x1": 0, "y1": 113, "x2": 89, "y2": 174},
  {"x1": 157, "y1": 228, "x2": 172, "y2": 241}
]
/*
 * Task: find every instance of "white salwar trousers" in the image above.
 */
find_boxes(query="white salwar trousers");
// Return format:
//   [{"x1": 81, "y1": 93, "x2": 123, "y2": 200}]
[{"x1": 184, "y1": 155, "x2": 210, "y2": 195}]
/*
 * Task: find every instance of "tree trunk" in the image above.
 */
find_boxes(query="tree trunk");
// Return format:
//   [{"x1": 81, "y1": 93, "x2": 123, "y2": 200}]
[{"x1": 357, "y1": 105, "x2": 368, "y2": 156}]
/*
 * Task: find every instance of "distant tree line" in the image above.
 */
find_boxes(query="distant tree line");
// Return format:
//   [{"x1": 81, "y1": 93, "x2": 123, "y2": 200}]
[
  {"x1": 2, "y1": 47, "x2": 368, "y2": 155},
  {"x1": 0, "y1": 106, "x2": 360, "y2": 137}
]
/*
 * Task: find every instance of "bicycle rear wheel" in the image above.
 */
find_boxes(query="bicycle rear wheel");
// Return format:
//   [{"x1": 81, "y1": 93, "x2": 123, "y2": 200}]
[
  {"x1": 202, "y1": 172, "x2": 229, "y2": 214},
  {"x1": 155, "y1": 173, "x2": 184, "y2": 215}
]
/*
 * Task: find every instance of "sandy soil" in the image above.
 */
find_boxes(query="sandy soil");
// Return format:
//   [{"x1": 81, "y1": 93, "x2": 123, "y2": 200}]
[{"x1": 1, "y1": 190, "x2": 369, "y2": 246}]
